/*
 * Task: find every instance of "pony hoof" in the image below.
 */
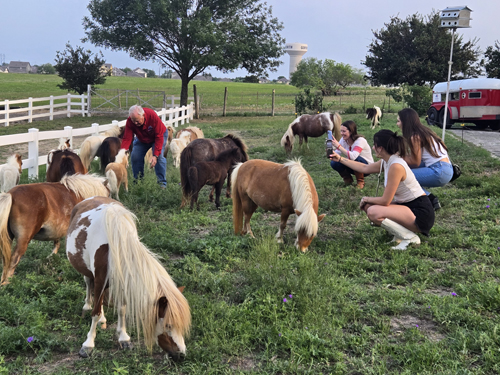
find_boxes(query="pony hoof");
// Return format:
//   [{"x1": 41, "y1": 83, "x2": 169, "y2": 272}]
[
  {"x1": 119, "y1": 341, "x2": 133, "y2": 350},
  {"x1": 79, "y1": 347, "x2": 93, "y2": 358}
]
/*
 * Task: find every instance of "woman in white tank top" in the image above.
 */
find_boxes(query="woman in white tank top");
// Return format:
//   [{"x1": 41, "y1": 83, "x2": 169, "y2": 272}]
[
  {"x1": 397, "y1": 108, "x2": 453, "y2": 211},
  {"x1": 329, "y1": 129, "x2": 435, "y2": 250}
]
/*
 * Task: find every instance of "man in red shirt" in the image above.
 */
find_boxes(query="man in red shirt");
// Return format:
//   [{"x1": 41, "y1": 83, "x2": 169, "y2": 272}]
[{"x1": 121, "y1": 105, "x2": 168, "y2": 187}]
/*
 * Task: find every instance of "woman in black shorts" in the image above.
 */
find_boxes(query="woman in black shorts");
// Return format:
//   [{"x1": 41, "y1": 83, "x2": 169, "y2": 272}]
[{"x1": 330, "y1": 129, "x2": 434, "y2": 250}]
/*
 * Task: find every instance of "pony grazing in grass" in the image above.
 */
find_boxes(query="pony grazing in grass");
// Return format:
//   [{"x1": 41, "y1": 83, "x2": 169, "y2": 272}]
[
  {"x1": 187, "y1": 148, "x2": 245, "y2": 210},
  {"x1": 231, "y1": 159, "x2": 325, "y2": 252},
  {"x1": 366, "y1": 106, "x2": 383, "y2": 129},
  {"x1": 0, "y1": 174, "x2": 109, "y2": 285},
  {"x1": 66, "y1": 196, "x2": 191, "y2": 359},
  {"x1": 180, "y1": 134, "x2": 248, "y2": 207},
  {"x1": 0, "y1": 154, "x2": 22, "y2": 193},
  {"x1": 170, "y1": 131, "x2": 192, "y2": 168},
  {"x1": 281, "y1": 112, "x2": 342, "y2": 153},
  {"x1": 46, "y1": 150, "x2": 87, "y2": 182},
  {"x1": 174, "y1": 126, "x2": 204, "y2": 141},
  {"x1": 79, "y1": 126, "x2": 124, "y2": 171},
  {"x1": 105, "y1": 149, "x2": 129, "y2": 201}
]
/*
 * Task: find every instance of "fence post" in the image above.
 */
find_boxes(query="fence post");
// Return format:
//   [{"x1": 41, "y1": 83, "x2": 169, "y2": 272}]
[
  {"x1": 67, "y1": 93, "x2": 71, "y2": 118},
  {"x1": 271, "y1": 89, "x2": 275, "y2": 117},
  {"x1": 193, "y1": 85, "x2": 199, "y2": 119},
  {"x1": 223, "y1": 87, "x2": 228, "y2": 117},
  {"x1": 363, "y1": 88, "x2": 366, "y2": 111},
  {"x1": 28, "y1": 128, "x2": 39, "y2": 179},
  {"x1": 87, "y1": 85, "x2": 92, "y2": 118},
  {"x1": 49, "y1": 96, "x2": 54, "y2": 120},
  {"x1": 388, "y1": 96, "x2": 391, "y2": 113},
  {"x1": 163, "y1": 92, "x2": 166, "y2": 109},
  {"x1": 171, "y1": 95, "x2": 175, "y2": 108},
  {"x1": 256, "y1": 91, "x2": 259, "y2": 115},
  {"x1": 5, "y1": 100, "x2": 9, "y2": 127},
  {"x1": 169, "y1": 110, "x2": 173, "y2": 127},
  {"x1": 181, "y1": 106, "x2": 186, "y2": 125},
  {"x1": 161, "y1": 108, "x2": 166, "y2": 122},
  {"x1": 81, "y1": 94, "x2": 85, "y2": 117},
  {"x1": 28, "y1": 97, "x2": 33, "y2": 123},
  {"x1": 188, "y1": 102, "x2": 193, "y2": 123},
  {"x1": 64, "y1": 126, "x2": 73, "y2": 149},
  {"x1": 92, "y1": 123, "x2": 100, "y2": 136},
  {"x1": 174, "y1": 107, "x2": 179, "y2": 127}
]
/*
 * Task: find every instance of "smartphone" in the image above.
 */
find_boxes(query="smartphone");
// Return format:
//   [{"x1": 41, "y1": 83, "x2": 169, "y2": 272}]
[{"x1": 325, "y1": 130, "x2": 334, "y2": 158}]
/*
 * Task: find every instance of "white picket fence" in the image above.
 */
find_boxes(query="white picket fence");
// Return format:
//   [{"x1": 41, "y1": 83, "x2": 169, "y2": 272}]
[
  {"x1": 0, "y1": 104, "x2": 194, "y2": 178},
  {"x1": 0, "y1": 94, "x2": 88, "y2": 126}
]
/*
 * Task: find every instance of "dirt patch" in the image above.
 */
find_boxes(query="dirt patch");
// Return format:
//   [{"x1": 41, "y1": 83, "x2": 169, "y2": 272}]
[
  {"x1": 227, "y1": 354, "x2": 258, "y2": 371},
  {"x1": 424, "y1": 287, "x2": 454, "y2": 297},
  {"x1": 390, "y1": 315, "x2": 445, "y2": 342}
]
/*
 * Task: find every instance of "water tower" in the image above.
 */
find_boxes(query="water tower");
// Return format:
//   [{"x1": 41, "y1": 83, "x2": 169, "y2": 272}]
[{"x1": 285, "y1": 43, "x2": 308, "y2": 78}]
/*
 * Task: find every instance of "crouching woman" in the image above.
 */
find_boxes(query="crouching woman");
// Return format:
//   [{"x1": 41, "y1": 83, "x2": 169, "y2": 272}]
[{"x1": 330, "y1": 129, "x2": 435, "y2": 250}]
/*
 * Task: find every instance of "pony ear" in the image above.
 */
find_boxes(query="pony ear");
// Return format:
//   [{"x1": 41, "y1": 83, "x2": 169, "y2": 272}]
[
  {"x1": 294, "y1": 209, "x2": 302, "y2": 216},
  {"x1": 317, "y1": 214, "x2": 326, "y2": 223},
  {"x1": 178, "y1": 286, "x2": 185, "y2": 293}
]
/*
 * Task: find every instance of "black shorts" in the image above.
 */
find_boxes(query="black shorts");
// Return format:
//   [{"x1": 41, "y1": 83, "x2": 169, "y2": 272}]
[{"x1": 397, "y1": 195, "x2": 435, "y2": 236}]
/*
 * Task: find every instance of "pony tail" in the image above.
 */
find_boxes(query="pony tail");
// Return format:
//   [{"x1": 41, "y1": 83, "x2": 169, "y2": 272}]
[
  {"x1": 79, "y1": 140, "x2": 92, "y2": 171},
  {"x1": 0, "y1": 193, "x2": 13, "y2": 283},
  {"x1": 231, "y1": 163, "x2": 244, "y2": 234},
  {"x1": 106, "y1": 169, "x2": 118, "y2": 198},
  {"x1": 186, "y1": 167, "x2": 198, "y2": 197},
  {"x1": 180, "y1": 147, "x2": 193, "y2": 200},
  {"x1": 387, "y1": 132, "x2": 407, "y2": 158},
  {"x1": 332, "y1": 112, "x2": 342, "y2": 141}
]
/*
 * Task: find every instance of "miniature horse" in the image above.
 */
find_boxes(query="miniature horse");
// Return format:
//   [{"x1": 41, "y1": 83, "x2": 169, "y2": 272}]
[
  {"x1": 366, "y1": 106, "x2": 382, "y2": 129},
  {"x1": 180, "y1": 134, "x2": 248, "y2": 207},
  {"x1": 79, "y1": 126, "x2": 124, "y2": 171},
  {"x1": 188, "y1": 148, "x2": 245, "y2": 210},
  {"x1": 281, "y1": 112, "x2": 342, "y2": 153},
  {"x1": 0, "y1": 154, "x2": 22, "y2": 193},
  {"x1": 46, "y1": 150, "x2": 87, "y2": 182},
  {"x1": 174, "y1": 126, "x2": 204, "y2": 141},
  {"x1": 105, "y1": 149, "x2": 129, "y2": 201},
  {"x1": 170, "y1": 131, "x2": 192, "y2": 168},
  {"x1": 231, "y1": 159, "x2": 325, "y2": 252},
  {"x1": 96, "y1": 137, "x2": 123, "y2": 174},
  {"x1": 66, "y1": 196, "x2": 191, "y2": 359},
  {"x1": 0, "y1": 174, "x2": 109, "y2": 285}
]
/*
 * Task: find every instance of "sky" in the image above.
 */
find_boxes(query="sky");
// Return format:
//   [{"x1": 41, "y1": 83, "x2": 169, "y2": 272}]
[{"x1": 1, "y1": 1, "x2": 498, "y2": 79}]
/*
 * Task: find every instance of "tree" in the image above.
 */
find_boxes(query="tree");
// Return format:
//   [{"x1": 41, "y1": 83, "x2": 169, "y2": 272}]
[
  {"x1": 364, "y1": 12, "x2": 481, "y2": 86},
  {"x1": 83, "y1": 0, "x2": 285, "y2": 106},
  {"x1": 484, "y1": 41, "x2": 500, "y2": 79},
  {"x1": 290, "y1": 58, "x2": 359, "y2": 95},
  {"x1": 143, "y1": 68, "x2": 156, "y2": 78},
  {"x1": 38, "y1": 63, "x2": 56, "y2": 74},
  {"x1": 54, "y1": 43, "x2": 107, "y2": 94}
]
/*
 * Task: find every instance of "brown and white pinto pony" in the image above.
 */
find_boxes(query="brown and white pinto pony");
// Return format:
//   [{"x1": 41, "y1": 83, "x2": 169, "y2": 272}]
[
  {"x1": 46, "y1": 149, "x2": 87, "y2": 182},
  {"x1": 0, "y1": 154, "x2": 22, "y2": 193},
  {"x1": 281, "y1": 112, "x2": 342, "y2": 153},
  {"x1": 105, "y1": 149, "x2": 129, "y2": 201},
  {"x1": 79, "y1": 125, "x2": 124, "y2": 171},
  {"x1": 366, "y1": 106, "x2": 382, "y2": 129},
  {"x1": 66, "y1": 197, "x2": 191, "y2": 359},
  {"x1": 0, "y1": 174, "x2": 109, "y2": 285},
  {"x1": 231, "y1": 159, "x2": 325, "y2": 252}
]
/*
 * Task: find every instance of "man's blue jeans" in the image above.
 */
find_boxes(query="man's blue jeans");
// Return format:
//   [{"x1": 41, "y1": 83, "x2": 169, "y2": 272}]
[
  {"x1": 411, "y1": 161, "x2": 453, "y2": 195},
  {"x1": 130, "y1": 132, "x2": 168, "y2": 187}
]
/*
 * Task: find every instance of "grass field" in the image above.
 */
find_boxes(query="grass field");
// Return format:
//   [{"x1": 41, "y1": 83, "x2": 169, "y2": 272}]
[
  {"x1": 0, "y1": 74, "x2": 404, "y2": 117},
  {"x1": 1, "y1": 112, "x2": 500, "y2": 374}
]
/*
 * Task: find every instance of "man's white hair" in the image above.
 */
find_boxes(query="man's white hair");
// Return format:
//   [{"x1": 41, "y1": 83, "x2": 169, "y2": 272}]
[{"x1": 129, "y1": 105, "x2": 145, "y2": 117}]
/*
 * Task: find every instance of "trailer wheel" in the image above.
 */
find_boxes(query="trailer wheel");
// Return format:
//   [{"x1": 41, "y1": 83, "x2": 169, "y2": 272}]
[
  {"x1": 438, "y1": 108, "x2": 453, "y2": 129},
  {"x1": 426, "y1": 107, "x2": 438, "y2": 126},
  {"x1": 490, "y1": 121, "x2": 500, "y2": 131}
]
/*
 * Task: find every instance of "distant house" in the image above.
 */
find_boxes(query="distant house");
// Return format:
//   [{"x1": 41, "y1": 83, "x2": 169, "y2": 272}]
[
  {"x1": 0, "y1": 66, "x2": 8, "y2": 73},
  {"x1": 276, "y1": 77, "x2": 290, "y2": 85},
  {"x1": 112, "y1": 67, "x2": 126, "y2": 77},
  {"x1": 193, "y1": 74, "x2": 212, "y2": 81},
  {"x1": 219, "y1": 78, "x2": 232, "y2": 83},
  {"x1": 132, "y1": 68, "x2": 147, "y2": 78},
  {"x1": 100, "y1": 63, "x2": 113, "y2": 76},
  {"x1": 259, "y1": 77, "x2": 270, "y2": 84},
  {"x1": 8, "y1": 61, "x2": 31, "y2": 74}
]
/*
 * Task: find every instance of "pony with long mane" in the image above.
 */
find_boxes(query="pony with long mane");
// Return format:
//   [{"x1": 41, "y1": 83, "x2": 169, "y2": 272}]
[
  {"x1": 79, "y1": 125, "x2": 124, "y2": 171},
  {"x1": 46, "y1": 149, "x2": 87, "y2": 182},
  {"x1": 366, "y1": 106, "x2": 383, "y2": 129},
  {"x1": 170, "y1": 131, "x2": 192, "y2": 168},
  {"x1": 0, "y1": 174, "x2": 109, "y2": 285},
  {"x1": 0, "y1": 154, "x2": 22, "y2": 193},
  {"x1": 180, "y1": 134, "x2": 248, "y2": 207},
  {"x1": 231, "y1": 159, "x2": 325, "y2": 252},
  {"x1": 187, "y1": 148, "x2": 246, "y2": 210},
  {"x1": 281, "y1": 112, "x2": 342, "y2": 153},
  {"x1": 96, "y1": 137, "x2": 122, "y2": 174},
  {"x1": 105, "y1": 149, "x2": 129, "y2": 201},
  {"x1": 66, "y1": 197, "x2": 191, "y2": 359}
]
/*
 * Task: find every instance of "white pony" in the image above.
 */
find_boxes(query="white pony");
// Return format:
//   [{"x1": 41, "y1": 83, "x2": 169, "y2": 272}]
[
  {"x1": 170, "y1": 131, "x2": 192, "y2": 168},
  {"x1": 79, "y1": 125, "x2": 123, "y2": 171},
  {"x1": 0, "y1": 154, "x2": 22, "y2": 193},
  {"x1": 366, "y1": 106, "x2": 383, "y2": 129}
]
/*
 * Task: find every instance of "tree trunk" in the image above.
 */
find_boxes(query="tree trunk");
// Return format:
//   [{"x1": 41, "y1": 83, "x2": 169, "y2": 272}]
[{"x1": 180, "y1": 72, "x2": 190, "y2": 107}]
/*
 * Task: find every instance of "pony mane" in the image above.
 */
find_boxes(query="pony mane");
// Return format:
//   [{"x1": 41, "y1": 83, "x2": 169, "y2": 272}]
[
  {"x1": 6, "y1": 154, "x2": 21, "y2": 168},
  {"x1": 224, "y1": 134, "x2": 248, "y2": 155},
  {"x1": 114, "y1": 149, "x2": 128, "y2": 164},
  {"x1": 103, "y1": 125, "x2": 123, "y2": 137},
  {"x1": 284, "y1": 158, "x2": 318, "y2": 237},
  {"x1": 178, "y1": 131, "x2": 191, "y2": 143},
  {"x1": 281, "y1": 118, "x2": 298, "y2": 147},
  {"x1": 60, "y1": 174, "x2": 109, "y2": 199},
  {"x1": 104, "y1": 203, "x2": 191, "y2": 351}
]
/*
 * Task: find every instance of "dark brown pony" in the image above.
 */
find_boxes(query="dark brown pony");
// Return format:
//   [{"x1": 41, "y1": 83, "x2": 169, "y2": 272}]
[
  {"x1": 281, "y1": 112, "x2": 342, "y2": 153},
  {"x1": 187, "y1": 148, "x2": 245, "y2": 210},
  {"x1": 180, "y1": 134, "x2": 248, "y2": 207},
  {"x1": 231, "y1": 159, "x2": 325, "y2": 252},
  {"x1": 66, "y1": 197, "x2": 190, "y2": 359},
  {"x1": 0, "y1": 174, "x2": 109, "y2": 285},
  {"x1": 46, "y1": 149, "x2": 87, "y2": 182},
  {"x1": 96, "y1": 137, "x2": 122, "y2": 174}
]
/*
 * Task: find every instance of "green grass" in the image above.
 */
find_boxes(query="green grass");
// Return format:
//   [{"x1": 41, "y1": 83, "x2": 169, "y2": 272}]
[{"x1": 1, "y1": 113, "x2": 499, "y2": 374}]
